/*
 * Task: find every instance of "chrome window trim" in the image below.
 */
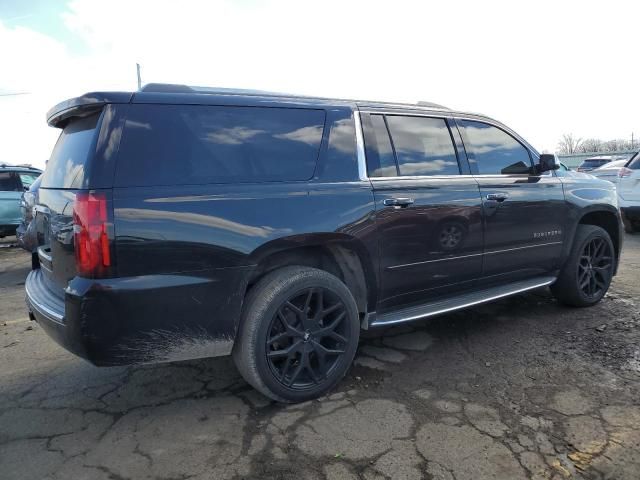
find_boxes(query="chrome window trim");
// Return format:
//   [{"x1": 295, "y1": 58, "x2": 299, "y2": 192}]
[
  {"x1": 360, "y1": 109, "x2": 540, "y2": 159},
  {"x1": 369, "y1": 174, "x2": 528, "y2": 181},
  {"x1": 353, "y1": 110, "x2": 369, "y2": 181}
]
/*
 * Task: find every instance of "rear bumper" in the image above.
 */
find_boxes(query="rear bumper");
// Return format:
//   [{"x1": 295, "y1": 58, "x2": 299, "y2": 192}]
[{"x1": 25, "y1": 266, "x2": 251, "y2": 366}]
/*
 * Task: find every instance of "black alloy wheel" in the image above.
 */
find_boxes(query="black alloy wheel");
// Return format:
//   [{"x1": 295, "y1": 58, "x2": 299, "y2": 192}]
[
  {"x1": 551, "y1": 225, "x2": 615, "y2": 307},
  {"x1": 577, "y1": 237, "x2": 613, "y2": 299},
  {"x1": 266, "y1": 287, "x2": 349, "y2": 389},
  {"x1": 233, "y1": 266, "x2": 360, "y2": 402}
]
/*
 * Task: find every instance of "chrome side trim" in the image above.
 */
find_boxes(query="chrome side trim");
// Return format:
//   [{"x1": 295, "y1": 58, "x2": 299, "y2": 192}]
[
  {"x1": 387, "y1": 252, "x2": 483, "y2": 270},
  {"x1": 353, "y1": 110, "x2": 369, "y2": 181},
  {"x1": 371, "y1": 276, "x2": 556, "y2": 327},
  {"x1": 485, "y1": 241, "x2": 562, "y2": 255},
  {"x1": 387, "y1": 242, "x2": 562, "y2": 270}
]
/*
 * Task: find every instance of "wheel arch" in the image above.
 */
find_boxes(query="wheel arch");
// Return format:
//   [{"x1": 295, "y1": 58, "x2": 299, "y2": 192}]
[
  {"x1": 567, "y1": 206, "x2": 622, "y2": 275},
  {"x1": 244, "y1": 233, "x2": 378, "y2": 319}
]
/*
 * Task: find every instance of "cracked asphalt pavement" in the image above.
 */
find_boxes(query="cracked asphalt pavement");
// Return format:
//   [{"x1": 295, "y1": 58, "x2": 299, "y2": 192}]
[{"x1": 1, "y1": 234, "x2": 640, "y2": 480}]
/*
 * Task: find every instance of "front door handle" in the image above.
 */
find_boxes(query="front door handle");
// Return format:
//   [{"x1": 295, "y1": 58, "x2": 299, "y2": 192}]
[
  {"x1": 486, "y1": 193, "x2": 509, "y2": 202},
  {"x1": 383, "y1": 197, "x2": 415, "y2": 207}
]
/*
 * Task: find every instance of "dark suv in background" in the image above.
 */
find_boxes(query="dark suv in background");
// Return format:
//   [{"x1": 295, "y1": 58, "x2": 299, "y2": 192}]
[{"x1": 26, "y1": 84, "x2": 623, "y2": 402}]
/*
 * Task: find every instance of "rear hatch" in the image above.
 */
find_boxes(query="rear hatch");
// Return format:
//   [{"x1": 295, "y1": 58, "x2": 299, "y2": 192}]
[
  {"x1": 34, "y1": 111, "x2": 113, "y2": 299},
  {"x1": 618, "y1": 153, "x2": 640, "y2": 202}
]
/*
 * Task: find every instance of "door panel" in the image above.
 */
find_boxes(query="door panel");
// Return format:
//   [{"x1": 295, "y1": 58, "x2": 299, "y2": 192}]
[
  {"x1": 476, "y1": 175, "x2": 567, "y2": 282},
  {"x1": 373, "y1": 177, "x2": 483, "y2": 310},
  {"x1": 456, "y1": 118, "x2": 568, "y2": 283}
]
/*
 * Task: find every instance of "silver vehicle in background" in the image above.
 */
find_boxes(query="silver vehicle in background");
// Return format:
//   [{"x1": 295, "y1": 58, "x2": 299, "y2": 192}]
[{"x1": 590, "y1": 159, "x2": 629, "y2": 184}]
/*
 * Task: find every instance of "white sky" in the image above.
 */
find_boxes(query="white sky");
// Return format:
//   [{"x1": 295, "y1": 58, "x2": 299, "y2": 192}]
[{"x1": 1, "y1": 0, "x2": 638, "y2": 169}]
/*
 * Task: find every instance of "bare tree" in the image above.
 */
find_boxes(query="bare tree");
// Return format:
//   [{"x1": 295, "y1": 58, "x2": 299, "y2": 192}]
[
  {"x1": 579, "y1": 138, "x2": 602, "y2": 153},
  {"x1": 557, "y1": 134, "x2": 583, "y2": 154}
]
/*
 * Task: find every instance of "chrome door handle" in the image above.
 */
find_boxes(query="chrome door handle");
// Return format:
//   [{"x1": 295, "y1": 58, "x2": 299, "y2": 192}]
[
  {"x1": 486, "y1": 193, "x2": 509, "y2": 202},
  {"x1": 383, "y1": 197, "x2": 414, "y2": 207}
]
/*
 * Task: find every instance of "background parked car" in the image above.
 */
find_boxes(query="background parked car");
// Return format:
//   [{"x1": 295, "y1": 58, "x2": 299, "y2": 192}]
[
  {"x1": 576, "y1": 156, "x2": 613, "y2": 172},
  {"x1": 0, "y1": 164, "x2": 42, "y2": 238},
  {"x1": 590, "y1": 159, "x2": 629, "y2": 184},
  {"x1": 618, "y1": 152, "x2": 640, "y2": 233},
  {"x1": 16, "y1": 174, "x2": 42, "y2": 252}
]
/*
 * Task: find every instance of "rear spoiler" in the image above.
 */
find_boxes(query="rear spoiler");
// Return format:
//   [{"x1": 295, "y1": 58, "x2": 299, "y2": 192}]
[{"x1": 47, "y1": 92, "x2": 133, "y2": 128}]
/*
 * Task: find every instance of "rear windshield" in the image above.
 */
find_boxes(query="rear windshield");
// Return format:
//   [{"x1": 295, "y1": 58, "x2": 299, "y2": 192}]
[
  {"x1": 41, "y1": 113, "x2": 101, "y2": 189},
  {"x1": 115, "y1": 104, "x2": 326, "y2": 186}
]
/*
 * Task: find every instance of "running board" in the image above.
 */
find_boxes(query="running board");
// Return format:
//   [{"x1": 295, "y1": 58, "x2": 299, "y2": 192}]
[{"x1": 369, "y1": 276, "x2": 556, "y2": 328}]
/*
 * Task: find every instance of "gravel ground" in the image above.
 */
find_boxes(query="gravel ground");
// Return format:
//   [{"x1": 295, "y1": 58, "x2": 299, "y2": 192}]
[{"x1": 1, "y1": 233, "x2": 639, "y2": 480}]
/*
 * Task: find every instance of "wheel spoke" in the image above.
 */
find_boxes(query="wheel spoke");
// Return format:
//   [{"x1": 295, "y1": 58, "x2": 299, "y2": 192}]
[
  {"x1": 277, "y1": 310, "x2": 304, "y2": 337},
  {"x1": 305, "y1": 356, "x2": 322, "y2": 384},
  {"x1": 311, "y1": 340, "x2": 345, "y2": 356},
  {"x1": 267, "y1": 331, "x2": 290, "y2": 346},
  {"x1": 280, "y1": 354, "x2": 294, "y2": 380},
  {"x1": 315, "y1": 311, "x2": 346, "y2": 336},
  {"x1": 321, "y1": 302, "x2": 343, "y2": 318},
  {"x1": 286, "y1": 362, "x2": 305, "y2": 387},
  {"x1": 268, "y1": 339, "x2": 302, "y2": 358}
]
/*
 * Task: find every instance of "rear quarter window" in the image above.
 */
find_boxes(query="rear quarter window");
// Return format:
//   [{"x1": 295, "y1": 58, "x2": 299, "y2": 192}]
[
  {"x1": 41, "y1": 113, "x2": 101, "y2": 189},
  {"x1": 115, "y1": 105, "x2": 326, "y2": 186}
]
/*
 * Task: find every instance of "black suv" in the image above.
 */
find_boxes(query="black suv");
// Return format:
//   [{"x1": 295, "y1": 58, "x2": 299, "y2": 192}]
[{"x1": 26, "y1": 84, "x2": 623, "y2": 402}]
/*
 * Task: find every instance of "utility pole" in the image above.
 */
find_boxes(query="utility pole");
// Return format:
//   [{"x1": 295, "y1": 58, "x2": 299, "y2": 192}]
[
  {"x1": 632, "y1": 132, "x2": 635, "y2": 150},
  {"x1": 136, "y1": 63, "x2": 142, "y2": 91}
]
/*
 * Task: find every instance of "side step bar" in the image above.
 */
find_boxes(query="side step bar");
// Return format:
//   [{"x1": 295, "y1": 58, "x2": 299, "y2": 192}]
[{"x1": 369, "y1": 276, "x2": 556, "y2": 328}]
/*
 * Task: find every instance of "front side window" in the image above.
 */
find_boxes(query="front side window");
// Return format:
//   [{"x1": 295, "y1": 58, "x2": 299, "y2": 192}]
[
  {"x1": 459, "y1": 120, "x2": 531, "y2": 175},
  {"x1": 116, "y1": 105, "x2": 326, "y2": 186},
  {"x1": 385, "y1": 116, "x2": 460, "y2": 176}
]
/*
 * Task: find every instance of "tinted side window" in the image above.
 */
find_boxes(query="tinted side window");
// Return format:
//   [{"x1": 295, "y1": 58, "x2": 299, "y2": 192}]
[
  {"x1": 363, "y1": 114, "x2": 397, "y2": 177},
  {"x1": 0, "y1": 172, "x2": 21, "y2": 192},
  {"x1": 385, "y1": 116, "x2": 460, "y2": 176},
  {"x1": 459, "y1": 120, "x2": 531, "y2": 175},
  {"x1": 115, "y1": 105, "x2": 325, "y2": 186},
  {"x1": 628, "y1": 153, "x2": 640, "y2": 170}
]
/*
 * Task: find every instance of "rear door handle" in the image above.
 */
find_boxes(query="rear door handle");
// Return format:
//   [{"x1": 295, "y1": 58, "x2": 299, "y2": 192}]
[
  {"x1": 383, "y1": 197, "x2": 414, "y2": 207},
  {"x1": 486, "y1": 193, "x2": 509, "y2": 202}
]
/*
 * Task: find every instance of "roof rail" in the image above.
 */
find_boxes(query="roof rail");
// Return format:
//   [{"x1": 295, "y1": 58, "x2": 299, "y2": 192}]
[
  {"x1": 140, "y1": 83, "x2": 292, "y2": 97},
  {"x1": 416, "y1": 101, "x2": 449, "y2": 110}
]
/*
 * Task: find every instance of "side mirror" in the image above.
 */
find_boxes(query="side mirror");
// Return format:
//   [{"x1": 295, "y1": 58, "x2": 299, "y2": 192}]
[{"x1": 537, "y1": 154, "x2": 560, "y2": 174}]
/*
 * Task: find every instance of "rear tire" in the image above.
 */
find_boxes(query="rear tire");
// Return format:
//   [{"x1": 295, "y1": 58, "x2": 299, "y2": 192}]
[
  {"x1": 233, "y1": 266, "x2": 360, "y2": 403},
  {"x1": 551, "y1": 225, "x2": 615, "y2": 307}
]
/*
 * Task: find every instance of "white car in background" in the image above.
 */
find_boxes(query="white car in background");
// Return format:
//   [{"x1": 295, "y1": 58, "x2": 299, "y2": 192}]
[
  {"x1": 590, "y1": 159, "x2": 629, "y2": 184},
  {"x1": 618, "y1": 152, "x2": 640, "y2": 233}
]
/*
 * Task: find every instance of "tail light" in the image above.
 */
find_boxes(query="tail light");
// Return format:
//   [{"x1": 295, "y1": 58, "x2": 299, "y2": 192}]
[
  {"x1": 619, "y1": 167, "x2": 632, "y2": 178},
  {"x1": 73, "y1": 192, "x2": 111, "y2": 277}
]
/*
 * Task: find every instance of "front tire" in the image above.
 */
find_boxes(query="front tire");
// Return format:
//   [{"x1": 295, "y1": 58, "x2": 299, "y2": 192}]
[
  {"x1": 551, "y1": 225, "x2": 615, "y2": 307},
  {"x1": 233, "y1": 266, "x2": 360, "y2": 403}
]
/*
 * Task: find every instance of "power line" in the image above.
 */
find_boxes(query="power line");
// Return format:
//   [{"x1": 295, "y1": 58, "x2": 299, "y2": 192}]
[{"x1": 0, "y1": 92, "x2": 31, "y2": 97}]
